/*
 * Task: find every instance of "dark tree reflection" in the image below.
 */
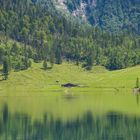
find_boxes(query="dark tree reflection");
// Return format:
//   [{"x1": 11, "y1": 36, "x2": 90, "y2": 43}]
[
  {"x1": 136, "y1": 94, "x2": 139, "y2": 106},
  {"x1": 0, "y1": 105, "x2": 140, "y2": 140}
]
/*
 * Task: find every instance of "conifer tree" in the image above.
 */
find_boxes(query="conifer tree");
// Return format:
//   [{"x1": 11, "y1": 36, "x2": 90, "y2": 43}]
[
  {"x1": 55, "y1": 47, "x2": 62, "y2": 64},
  {"x1": 43, "y1": 60, "x2": 48, "y2": 70},
  {"x1": 86, "y1": 53, "x2": 93, "y2": 70},
  {"x1": 136, "y1": 77, "x2": 139, "y2": 88},
  {"x1": 2, "y1": 56, "x2": 9, "y2": 80}
]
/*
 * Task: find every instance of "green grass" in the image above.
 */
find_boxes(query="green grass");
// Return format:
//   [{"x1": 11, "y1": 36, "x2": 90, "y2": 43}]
[
  {"x1": 0, "y1": 62, "x2": 140, "y2": 121},
  {"x1": 0, "y1": 61, "x2": 139, "y2": 94}
]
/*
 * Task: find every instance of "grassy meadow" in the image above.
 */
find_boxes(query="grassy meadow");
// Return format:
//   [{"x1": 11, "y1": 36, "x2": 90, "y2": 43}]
[
  {"x1": 0, "y1": 62, "x2": 140, "y2": 121},
  {"x1": 0, "y1": 61, "x2": 139, "y2": 95}
]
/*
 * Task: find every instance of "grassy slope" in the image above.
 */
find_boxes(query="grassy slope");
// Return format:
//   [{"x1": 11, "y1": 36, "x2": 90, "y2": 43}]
[
  {"x1": 0, "y1": 37, "x2": 139, "y2": 95},
  {"x1": 0, "y1": 62, "x2": 140, "y2": 120},
  {"x1": 0, "y1": 61, "x2": 139, "y2": 94}
]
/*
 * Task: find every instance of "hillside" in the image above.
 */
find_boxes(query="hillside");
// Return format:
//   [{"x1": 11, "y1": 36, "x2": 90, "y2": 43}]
[
  {"x1": 0, "y1": 61, "x2": 139, "y2": 96},
  {"x1": 0, "y1": 0, "x2": 140, "y2": 77},
  {"x1": 55, "y1": 0, "x2": 140, "y2": 33}
]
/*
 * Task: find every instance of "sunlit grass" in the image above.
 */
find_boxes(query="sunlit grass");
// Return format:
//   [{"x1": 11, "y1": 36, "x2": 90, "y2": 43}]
[
  {"x1": 0, "y1": 61, "x2": 139, "y2": 95},
  {"x1": 0, "y1": 62, "x2": 140, "y2": 121}
]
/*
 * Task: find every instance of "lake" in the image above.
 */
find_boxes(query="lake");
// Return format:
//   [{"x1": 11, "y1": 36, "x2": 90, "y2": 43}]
[{"x1": 0, "y1": 89, "x2": 140, "y2": 140}]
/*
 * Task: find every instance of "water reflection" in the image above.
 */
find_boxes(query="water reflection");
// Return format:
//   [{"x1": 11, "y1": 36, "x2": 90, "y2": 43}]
[
  {"x1": 136, "y1": 94, "x2": 139, "y2": 106},
  {"x1": 0, "y1": 104, "x2": 140, "y2": 140}
]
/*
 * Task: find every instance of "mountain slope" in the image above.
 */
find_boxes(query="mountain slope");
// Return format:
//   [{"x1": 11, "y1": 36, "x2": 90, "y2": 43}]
[
  {"x1": 0, "y1": 0, "x2": 140, "y2": 73},
  {"x1": 54, "y1": 0, "x2": 140, "y2": 33}
]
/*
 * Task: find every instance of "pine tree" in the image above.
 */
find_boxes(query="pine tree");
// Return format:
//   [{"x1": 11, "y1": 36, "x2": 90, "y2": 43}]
[
  {"x1": 43, "y1": 60, "x2": 48, "y2": 70},
  {"x1": 55, "y1": 47, "x2": 62, "y2": 64},
  {"x1": 50, "y1": 51, "x2": 55, "y2": 68},
  {"x1": 136, "y1": 77, "x2": 139, "y2": 88},
  {"x1": 2, "y1": 57, "x2": 9, "y2": 80},
  {"x1": 86, "y1": 53, "x2": 93, "y2": 70}
]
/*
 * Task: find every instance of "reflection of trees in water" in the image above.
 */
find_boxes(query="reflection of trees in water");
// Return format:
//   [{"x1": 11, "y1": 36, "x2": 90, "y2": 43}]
[
  {"x1": 0, "y1": 105, "x2": 140, "y2": 140},
  {"x1": 136, "y1": 94, "x2": 139, "y2": 106}
]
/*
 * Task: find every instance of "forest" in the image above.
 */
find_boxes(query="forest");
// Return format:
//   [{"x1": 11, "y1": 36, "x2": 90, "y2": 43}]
[
  {"x1": 65, "y1": 0, "x2": 140, "y2": 33},
  {"x1": 0, "y1": 0, "x2": 140, "y2": 79}
]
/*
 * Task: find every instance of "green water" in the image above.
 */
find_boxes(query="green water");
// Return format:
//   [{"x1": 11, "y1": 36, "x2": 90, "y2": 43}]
[{"x1": 0, "y1": 91, "x2": 140, "y2": 140}]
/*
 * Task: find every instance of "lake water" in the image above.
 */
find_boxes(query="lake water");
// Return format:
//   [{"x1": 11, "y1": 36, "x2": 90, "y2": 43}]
[{"x1": 0, "y1": 90, "x2": 140, "y2": 140}]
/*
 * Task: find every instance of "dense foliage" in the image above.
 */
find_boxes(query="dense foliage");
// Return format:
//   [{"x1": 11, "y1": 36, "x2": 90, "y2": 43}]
[
  {"x1": 65, "y1": 0, "x2": 140, "y2": 33},
  {"x1": 0, "y1": 0, "x2": 140, "y2": 77}
]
